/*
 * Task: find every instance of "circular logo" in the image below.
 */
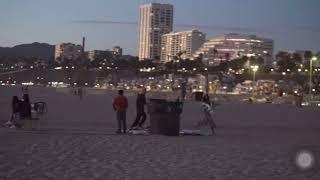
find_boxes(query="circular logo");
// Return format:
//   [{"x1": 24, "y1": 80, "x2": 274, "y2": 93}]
[{"x1": 295, "y1": 150, "x2": 315, "y2": 170}]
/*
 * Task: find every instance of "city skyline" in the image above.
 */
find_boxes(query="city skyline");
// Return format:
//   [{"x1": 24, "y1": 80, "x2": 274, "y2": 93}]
[{"x1": 1, "y1": 0, "x2": 320, "y2": 55}]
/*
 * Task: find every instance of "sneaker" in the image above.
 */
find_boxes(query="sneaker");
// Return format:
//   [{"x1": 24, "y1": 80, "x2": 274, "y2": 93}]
[
  {"x1": 4, "y1": 121, "x2": 12, "y2": 126},
  {"x1": 131, "y1": 126, "x2": 139, "y2": 130},
  {"x1": 9, "y1": 125, "x2": 16, "y2": 129}
]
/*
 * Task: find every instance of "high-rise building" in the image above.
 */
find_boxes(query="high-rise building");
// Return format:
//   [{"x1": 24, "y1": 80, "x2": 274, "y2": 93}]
[
  {"x1": 193, "y1": 33, "x2": 273, "y2": 66},
  {"x1": 54, "y1": 43, "x2": 83, "y2": 62},
  {"x1": 138, "y1": 3, "x2": 173, "y2": 61},
  {"x1": 161, "y1": 30, "x2": 205, "y2": 62}
]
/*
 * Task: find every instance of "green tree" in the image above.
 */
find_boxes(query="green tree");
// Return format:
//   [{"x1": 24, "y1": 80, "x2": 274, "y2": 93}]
[
  {"x1": 304, "y1": 51, "x2": 313, "y2": 61},
  {"x1": 276, "y1": 51, "x2": 296, "y2": 72}
]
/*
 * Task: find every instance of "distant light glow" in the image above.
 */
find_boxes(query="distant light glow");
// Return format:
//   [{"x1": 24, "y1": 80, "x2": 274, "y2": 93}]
[{"x1": 22, "y1": 82, "x2": 34, "y2": 86}]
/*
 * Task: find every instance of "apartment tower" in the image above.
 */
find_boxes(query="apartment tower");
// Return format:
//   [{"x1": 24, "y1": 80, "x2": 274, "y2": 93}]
[{"x1": 138, "y1": 3, "x2": 173, "y2": 61}]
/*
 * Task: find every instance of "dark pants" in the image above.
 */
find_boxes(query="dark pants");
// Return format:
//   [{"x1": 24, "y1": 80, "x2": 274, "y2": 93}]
[
  {"x1": 116, "y1": 111, "x2": 126, "y2": 133},
  {"x1": 131, "y1": 111, "x2": 147, "y2": 127}
]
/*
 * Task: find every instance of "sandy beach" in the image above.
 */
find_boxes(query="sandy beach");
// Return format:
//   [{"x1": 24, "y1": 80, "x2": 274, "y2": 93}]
[{"x1": 0, "y1": 86, "x2": 319, "y2": 179}]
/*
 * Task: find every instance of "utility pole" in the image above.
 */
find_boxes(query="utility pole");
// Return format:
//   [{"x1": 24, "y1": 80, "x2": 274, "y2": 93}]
[
  {"x1": 205, "y1": 57, "x2": 209, "y2": 94},
  {"x1": 309, "y1": 56, "x2": 317, "y2": 101}
]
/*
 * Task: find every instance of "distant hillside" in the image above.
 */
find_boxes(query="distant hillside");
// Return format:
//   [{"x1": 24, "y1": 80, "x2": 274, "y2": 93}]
[{"x1": 0, "y1": 42, "x2": 54, "y2": 61}]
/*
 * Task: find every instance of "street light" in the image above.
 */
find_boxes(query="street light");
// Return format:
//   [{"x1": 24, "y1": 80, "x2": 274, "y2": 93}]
[
  {"x1": 250, "y1": 65, "x2": 259, "y2": 82},
  {"x1": 204, "y1": 57, "x2": 209, "y2": 94},
  {"x1": 309, "y1": 56, "x2": 317, "y2": 100}
]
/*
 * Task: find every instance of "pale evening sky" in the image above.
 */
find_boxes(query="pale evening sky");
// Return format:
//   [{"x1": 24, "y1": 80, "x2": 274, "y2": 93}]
[{"x1": 0, "y1": 0, "x2": 320, "y2": 55}]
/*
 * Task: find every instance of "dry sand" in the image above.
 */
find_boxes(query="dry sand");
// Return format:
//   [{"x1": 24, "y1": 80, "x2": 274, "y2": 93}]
[{"x1": 0, "y1": 86, "x2": 319, "y2": 179}]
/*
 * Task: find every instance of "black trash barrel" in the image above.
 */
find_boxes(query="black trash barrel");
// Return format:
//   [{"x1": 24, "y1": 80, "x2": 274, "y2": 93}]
[
  {"x1": 194, "y1": 91, "x2": 204, "y2": 101},
  {"x1": 148, "y1": 99, "x2": 183, "y2": 136}
]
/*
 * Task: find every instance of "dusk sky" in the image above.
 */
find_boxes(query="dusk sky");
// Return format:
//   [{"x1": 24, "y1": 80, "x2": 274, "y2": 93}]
[{"x1": 1, "y1": 0, "x2": 320, "y2": 55}]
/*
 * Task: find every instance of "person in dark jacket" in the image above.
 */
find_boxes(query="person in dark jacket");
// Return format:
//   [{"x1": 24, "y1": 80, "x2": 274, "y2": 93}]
[
  {"x1": 5, "y1": 96, "x2": 21, "y2": 128},
  {"x1": 11, "y1": 96, "x2": 21, "y2": 115},
  {"x1": 20, "y1": 94, "x2": 31, "y2": 119},
  {"x1": 113, "y1": 90, "x2": 128, "y2": 134},
  {"x1": 130, "y1": 88, "x2": 147, "y2": 129}
]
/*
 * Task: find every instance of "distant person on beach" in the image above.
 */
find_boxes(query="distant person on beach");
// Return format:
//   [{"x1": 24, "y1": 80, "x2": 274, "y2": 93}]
[
  {"x1": 197, "y1": 94, "x2": 216, "y2": 135},
  {"x1": 4, "y1": 96, "x2": 21, "y2": 128},
  {"x1": 20, "y1": 94, "x2": 32, "y2": 120},
  {"x1": 130, "y1": 88, "x2": 147, "y2": 130},
  {"x1": 78, "y1": 88, "x2": 83, "y2": 100},
  {"x1": 113, "y1": 90, "x2": 128, "y2": 134}
]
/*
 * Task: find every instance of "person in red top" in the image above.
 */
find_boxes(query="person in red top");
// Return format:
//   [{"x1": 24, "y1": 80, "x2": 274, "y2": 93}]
[{"x1": 113, "y1": 90, "x2": 128, "y2": 134}]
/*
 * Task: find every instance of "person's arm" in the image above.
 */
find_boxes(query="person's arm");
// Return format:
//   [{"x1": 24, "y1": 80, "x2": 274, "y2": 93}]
[{"x1": 112, "y1": 98, "x2": 117, "y2": 111}]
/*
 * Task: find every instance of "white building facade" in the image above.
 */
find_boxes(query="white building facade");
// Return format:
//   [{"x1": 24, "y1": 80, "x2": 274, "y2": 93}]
[
  {"x1": 138, "y1": 3, "x2": 174, "y2": 61},
  {"x1": 54, "y1": 43, "x2": 83, "y2": 62},
  {"x1": 193, "y1": 33, "x2": 274, "y2": 66},
  {"x1": 160, "y1": 30, "x2": 205, "y2": 62}
]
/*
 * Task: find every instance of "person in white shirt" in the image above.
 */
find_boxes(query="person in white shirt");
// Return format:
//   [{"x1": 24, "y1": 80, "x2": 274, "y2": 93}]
[{"x1": 197, "y1": 94, "x2": 217, "y2": 135}]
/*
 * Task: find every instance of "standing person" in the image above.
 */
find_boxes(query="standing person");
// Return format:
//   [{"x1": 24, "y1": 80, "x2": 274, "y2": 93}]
[
  {"x1": 78, "y1": 87, "x2": 83, "y2": 100},
  {"x1": 130, "y1": 88, "x2": 147, "y2": 130},
  {"x1": 4, "y1": 96, "x2": 21, "y2": 128},
  {"x1": 197, "y1": 94, "x2": 217, "y2": 135},
  {"x1": 20, "y1": 94, "x2": 31, "y2": 119},
  {"x1": 20, "y1": 94, "x2": 32, "y2": 129},
  {"x1": 113, "y1": 90, "x2": 128, "y2": 134}
]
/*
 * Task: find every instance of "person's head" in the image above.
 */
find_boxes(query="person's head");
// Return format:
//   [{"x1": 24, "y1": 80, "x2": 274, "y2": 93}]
[
  {"x1": 118, "y1": 90, "x2": 124, "y2": 96},
  {"x1": 140, "y1": 87, "x2": 146, "y2": 94},
  {"x1": 202, "y1": 94, "x2": 210, "y2": 104}
]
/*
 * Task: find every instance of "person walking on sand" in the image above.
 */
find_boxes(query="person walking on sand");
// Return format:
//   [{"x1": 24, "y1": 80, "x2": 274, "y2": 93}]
[
  {"x1": 197, "y1": 94, "x2": 217, "y2": 135},
  {"x1": 113, "y1": 90, "x2": 128, "y2": 134},
  {"x1": 130, "y1": 88, "x2": 147, "y2": 130},
  {"x1": 78, "y1": 87, "x2": 83, "y2": 100},
  {"x1": 4, "y1": 96, "x2": 21, "y2": 128},
  {"x1": 20, "y1": 94, "x2": 32, "y2": 129}
]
